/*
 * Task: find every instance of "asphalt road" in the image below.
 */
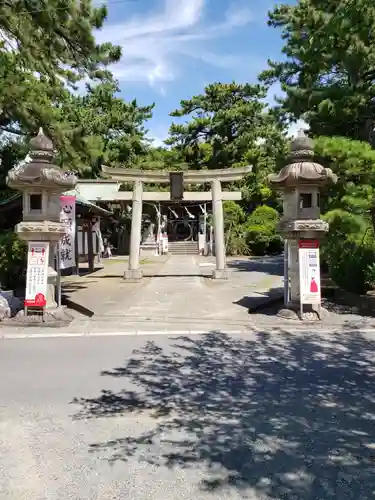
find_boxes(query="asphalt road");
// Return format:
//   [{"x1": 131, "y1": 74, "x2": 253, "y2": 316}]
[{"x1": 1, "y1": 330, "x2": 375, "y2": 500}]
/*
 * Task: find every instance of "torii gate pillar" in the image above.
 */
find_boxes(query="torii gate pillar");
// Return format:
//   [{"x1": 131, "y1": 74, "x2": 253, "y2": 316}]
[
  {"x1": 211, "y1": 179, "x2": 228, "y2": 279},
  {"x1": 124, "y1": 180, "x2": 143, "y2": 281}
]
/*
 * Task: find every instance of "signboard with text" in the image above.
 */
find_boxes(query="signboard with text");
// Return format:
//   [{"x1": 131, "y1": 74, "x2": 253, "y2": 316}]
[
  {"x1": 24, "y1": 241, "x2": 49, "y2": 307},
  {"x1": 60, "y1": 195, "x2": 76, "y2": 269},
  {"x1": 298, "y1": 239, "x2": 321, "y2": 305}
]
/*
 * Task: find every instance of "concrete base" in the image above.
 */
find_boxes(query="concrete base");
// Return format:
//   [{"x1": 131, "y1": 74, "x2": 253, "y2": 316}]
[
  {"x1": 277, "y1": 302, "x2": 328, "y2": 322},
  {"x1": 123, "y1": 268, "x2": 143, "y2": 281},
  {"x1": 212, "y1": 268, "x2": 230, "y2": 280},
  {"x1": 10, "y1": 306, "x2": 74, "y2": 327}
]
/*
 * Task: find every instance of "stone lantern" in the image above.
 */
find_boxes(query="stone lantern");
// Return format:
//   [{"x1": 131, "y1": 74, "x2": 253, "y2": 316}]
[
  {"x1": 268, "y1": 131, "x2": 337, "y2": 319},
  {"x1": 6, "y1": 128, "x2": 77, "y2": 317}
]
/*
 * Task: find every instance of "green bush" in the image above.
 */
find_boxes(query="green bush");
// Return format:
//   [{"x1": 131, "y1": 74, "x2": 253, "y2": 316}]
[
  {"x1": 268, "y1": 234, "x2": 284, "y2": 254},
  {"x1": 327, "y1": 243, "x2": 375, "y2": 294},
  {"x1": 246, "y1": 205, "x2": 280, "y2": 226},
  {"x1": 225, "y1": 230, "x2": 249, "y2": 256},
  {"x1": 364, "y1": 262, "x2": 375, "y2": 290},
  {"x1": 223, "y1": 201, "x2": 249, "y2": 256},
  {"x1": 321, "y1": 210, "x2": 375, "y2": 294},
  {"x1": 244, "y1": 205, "x2": 283, "y2": 256},
  {"x1": 0, "y1": 231, "x2": 27, "y2": 290}
]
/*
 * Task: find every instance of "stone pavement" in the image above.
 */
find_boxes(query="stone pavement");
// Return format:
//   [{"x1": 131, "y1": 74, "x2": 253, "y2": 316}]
[
  {"x1": 2, "y1": 254, "x2": 375, "y2": 335},
  {"x1": 58, "y1": 254, "x2": 285, "y2": 333}
]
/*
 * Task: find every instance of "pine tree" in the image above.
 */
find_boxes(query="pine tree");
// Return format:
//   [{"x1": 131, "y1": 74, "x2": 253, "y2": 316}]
[{"x1": 260, "y1": 0, "x2": 375, "y2": 140}]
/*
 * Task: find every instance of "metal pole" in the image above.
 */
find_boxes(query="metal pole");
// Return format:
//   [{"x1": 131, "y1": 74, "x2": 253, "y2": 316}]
[
  {"x1": 203, "y1": 202, "x2": 207, "y2": 256},
  {"x1": 74, "y1": 219, "x2": 79, "y2": 275},
  {"x1": 157, "y1": 202, "x2": 161, "y2": 255}
]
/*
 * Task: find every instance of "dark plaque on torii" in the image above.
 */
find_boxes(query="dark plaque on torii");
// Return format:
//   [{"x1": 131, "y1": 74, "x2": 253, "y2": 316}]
[{"x1": 169, "y1": 172, "x2": 184, "y2": 201}]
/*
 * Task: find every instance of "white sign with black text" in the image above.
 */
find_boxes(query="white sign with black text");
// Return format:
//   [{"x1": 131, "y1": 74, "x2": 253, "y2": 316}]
[
  {"x1": 60, "y1": 195, "x2": 76, "y2": 269},
  {"x1": 299, "y1": 240, "x2": 321, "y2": 305}
]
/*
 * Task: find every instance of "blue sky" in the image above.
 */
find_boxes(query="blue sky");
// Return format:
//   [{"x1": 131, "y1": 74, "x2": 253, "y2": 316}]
[{"x1": 96, "y1": 0, "x2": 304, "y2": 145}]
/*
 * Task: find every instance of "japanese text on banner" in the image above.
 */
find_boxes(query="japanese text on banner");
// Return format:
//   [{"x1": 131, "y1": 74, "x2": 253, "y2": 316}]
[{"x1": 60, "y1": 195, "x2": 76, "y2": 269}]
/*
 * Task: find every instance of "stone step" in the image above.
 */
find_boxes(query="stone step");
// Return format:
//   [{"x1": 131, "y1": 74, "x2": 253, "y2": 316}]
[{"x1": 168, "y1": 241, "x2": 198, "y2": 255}]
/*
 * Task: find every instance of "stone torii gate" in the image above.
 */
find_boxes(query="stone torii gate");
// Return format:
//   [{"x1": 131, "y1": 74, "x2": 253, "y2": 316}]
[{"x1": 102, "y1": 165, "x2": 252, "y2": 280}]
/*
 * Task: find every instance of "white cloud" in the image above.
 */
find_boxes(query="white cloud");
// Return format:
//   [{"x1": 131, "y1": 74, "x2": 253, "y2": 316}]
[
  {"x1": 287, "y1": 120, "x2": 310, "y2": 138},
  {"x1": 224, "y1": 4, "x2": 253, "y2": 27},
  {"x1": 149, "y1": 135, "x2": 166, "y2": 147},
  {"x1": 96, "y1": 0, "x2": 253, "y2": 90},
  {"x1": 147, "y1": 123, "x2": 170, "y2": 147}
]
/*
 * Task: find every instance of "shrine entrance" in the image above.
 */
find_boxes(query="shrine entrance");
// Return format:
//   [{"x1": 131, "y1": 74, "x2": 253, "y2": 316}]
[
  {"x1": 169, "y1": 220, "x2": 196, "y2": 242},
  {"x1": 99, "y1": 166, "x2": 251, "y2": 280},
  {"x1": 165, "y1": 201, "x2": 202, "y2": 242}
]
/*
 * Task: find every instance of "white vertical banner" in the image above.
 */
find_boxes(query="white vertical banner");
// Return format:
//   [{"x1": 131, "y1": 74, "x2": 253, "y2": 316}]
[
  {"x1": 60, "y1": 195, "x2": 76, "y2": 269},
  {"x1": 299, "y1": 239, "x2": 321, "y2": 305},
  {"x1": 24, "y1": 241, "x2": 49, "y2": 307}
]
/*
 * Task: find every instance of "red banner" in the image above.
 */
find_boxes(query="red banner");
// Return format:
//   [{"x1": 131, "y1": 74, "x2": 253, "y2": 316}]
[{"x1": 298, "y1": 239, "x2": 319, "y2": 249}]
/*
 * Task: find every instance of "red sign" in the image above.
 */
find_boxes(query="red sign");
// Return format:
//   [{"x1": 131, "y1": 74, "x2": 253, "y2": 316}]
[
  {"x1": 298, "y1": 239, "x2": 319, "y2": 249},
  {"x1": 24, "y1": 293, "x2": 46, "y2": 307}
]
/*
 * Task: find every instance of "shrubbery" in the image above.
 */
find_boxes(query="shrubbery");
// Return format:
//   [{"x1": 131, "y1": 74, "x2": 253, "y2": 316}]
[
  {"x1": 245, "y1": 205, "x2": 283, "y2": 256},
  {"x1": 223, "y1": 201, "x2": 248, "y2": 256},
  {"x1": 223, "y1": 203, "x2": 283, "y2": 257},
  {"x1": 321, "y1": 210, "x2": 375, "y2": 294},
  {"x1": 0, "y1": 231, "x2": 27, "y2": 290}
]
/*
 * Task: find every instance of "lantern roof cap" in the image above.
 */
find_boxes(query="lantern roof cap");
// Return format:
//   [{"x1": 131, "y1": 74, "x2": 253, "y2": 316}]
[{"x1": 268, "y1": 130, "x2": 337, "y2": 188}]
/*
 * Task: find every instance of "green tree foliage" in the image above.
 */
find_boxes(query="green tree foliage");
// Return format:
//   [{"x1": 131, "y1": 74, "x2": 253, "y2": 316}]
[
  {"x1": 222, "y1": 203, "x2": 283, "y2": 257},
  {"x1": 223, "y1": 201, "x2": 248, "y2": 256},
  {"x1": 166, "y1": 82, "x2": 287, "y2": 209},
  {"x1": 260, "y1": 0, "x2": 375, "y2": 292},
  {"x1": 135, "y1": 146, "x2": 188, "y2": 171},
  {"x1": 314, "y1": 136, "x2": 375, "y2": 292},
  {"x1": 58, "y1": 82, "x2": 154, "y2": 175},
  {"x1": 261, "y1": 0, "x2": 375, "y2": 140},
  {"x1": 0, "y1": 136, "x2": 27, "y2": 191},
  {"x1": 0, "y1": 1, "x2": 155, "y2": 181},
  {"x1": 0, "y1": 0, "x2": 121, "y2": 137},
  {"x1": 0, "y1": 231, "x2": 27, "y2": 290},
  {"x1": 167, "y1": 82, "x2": 286, "y2": 168},
  {"x1": 245, "y1": 205, "x2": 283, "y2": 256},
  {"x1": 321, "y1": 209, "x2": 375, "y2": 294},
  {"x1": 314, "y1": 136, "x2": 375, "y2": 215}
]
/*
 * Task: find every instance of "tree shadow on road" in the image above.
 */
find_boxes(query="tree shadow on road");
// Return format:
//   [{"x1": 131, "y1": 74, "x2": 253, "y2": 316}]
[
  {"x1": 227, "y1": 256, "x2": 283, "y2": 275},
  {"x1": 72, "y1": 330, "x2": 375, "y2": 498}
]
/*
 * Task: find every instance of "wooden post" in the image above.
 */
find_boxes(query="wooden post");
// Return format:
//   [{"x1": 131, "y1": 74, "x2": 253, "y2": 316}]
[
  {"x1": 74, "y1": 219, "x2": 79, "y2": 275},
  {"x1": 55, "y1": 243, "x2": 61, "y2": 306}
]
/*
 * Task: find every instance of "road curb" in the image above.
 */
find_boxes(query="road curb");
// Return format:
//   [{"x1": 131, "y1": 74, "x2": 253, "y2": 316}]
[
  {"x1": 0, "y1": 330, "x2": 244, "y2": 339},
  {"x1": 2, "y1": 327, "x2": 375, "y2": 339}
]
